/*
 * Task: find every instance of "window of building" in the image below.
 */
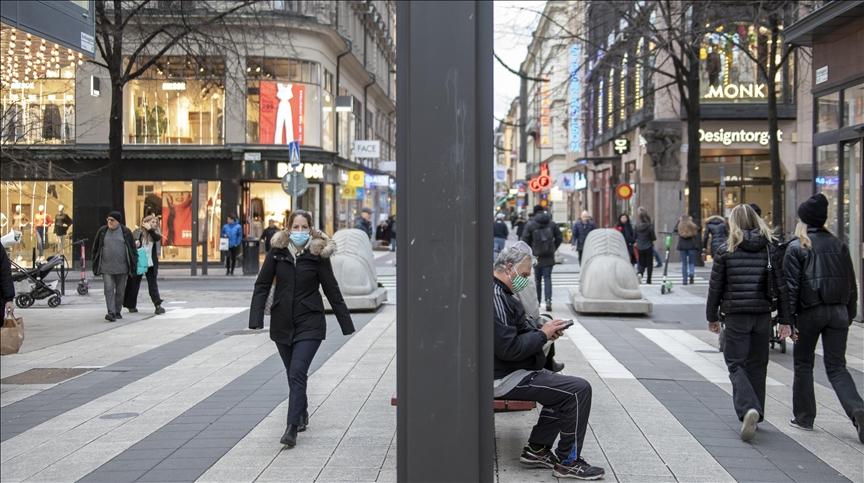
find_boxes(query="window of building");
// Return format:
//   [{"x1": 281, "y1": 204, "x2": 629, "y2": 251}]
[
  {"x1": 635, "y1": 39, "x2": 645, "y2": 111},
  {"x1": 815, "y1": 144, "x2": 839, "y2": 233},
  {"x1": 1, "y1": 180, "x2": 74, "y2": 267},
  {"x1": 245, "y1": 57, "x2": 321, "y2": 147},
  {"x1": 365, "y1": 109, "x2": 373, "y2": 141},
  {"x1": 843, "y1": 83, "x2": 864, "y2": 127},
  {"x1": 353, "y1": 97, "x2": 363, "y2": 160},
  {"x1": 607, "y1": 69, "x2": 614, "y2": 129},
  {"x1": 323, "y1": 69, "x2": 335, "y2": 151},
  {"x1": 597, "y1": 79, "x2": 604, "y2": 137},
  {"x1": 124, "y1": 56, "x2": 225, "y2": 145},
  {"x1": 816, "y1": 91, "x2": 840, "y2": 133},
  {"x1": 619, "y1": 54, "x2": 628, "y2": 121}
]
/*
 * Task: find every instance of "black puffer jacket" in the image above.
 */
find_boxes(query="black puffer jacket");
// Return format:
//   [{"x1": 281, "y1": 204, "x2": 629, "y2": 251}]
[
  {"x1": 783, "y1": 227, "x2": 858, "y2": 322},
  {"x1": 634, "y1": 222, "x2": 656, "y2": 250},
  {"x1": 703, "y1": 216, "x2": 728, "y2": 255},
  {"x1": 706, "y1": 229, "x2": 789, "y2": 323},
  {"x1": 522, "y1": 212, "x2": 562, "y2": 268}
]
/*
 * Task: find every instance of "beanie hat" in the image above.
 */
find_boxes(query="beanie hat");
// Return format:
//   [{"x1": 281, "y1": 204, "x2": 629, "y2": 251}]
[
  {"x1": 749, "y1": 203, "x2": 762, "y2": 217},
  {"x1": 797, "y1": 193, "x2": 828, "y2": 227},
  {"x1": 533, "y1": 204, "x2": 545, "y2": 215},
  {"x1": 107, "y1": 211, "x2": 123, "y2": 223}
]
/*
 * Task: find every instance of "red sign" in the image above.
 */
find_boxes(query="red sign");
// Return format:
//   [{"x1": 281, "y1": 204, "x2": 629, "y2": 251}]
[
  {"x1": 615, "y1": 183, "x2": 634, "y2": 200},
  {"x1": 529, "y1": 163, "x2": 552, "y2": 192},
  {"x1": 258, "y1": 81, "x2": 305, "y2": 145}
]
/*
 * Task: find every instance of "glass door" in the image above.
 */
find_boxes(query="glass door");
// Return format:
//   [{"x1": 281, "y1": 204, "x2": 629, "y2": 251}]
[{"x1": 842, "y1": 139, "x2": 863, "y2": 320}]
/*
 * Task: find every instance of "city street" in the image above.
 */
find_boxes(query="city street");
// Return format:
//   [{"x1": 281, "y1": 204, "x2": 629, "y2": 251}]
[{"x1": 2, "y1": 250, "x2": 861, "y2": 482}]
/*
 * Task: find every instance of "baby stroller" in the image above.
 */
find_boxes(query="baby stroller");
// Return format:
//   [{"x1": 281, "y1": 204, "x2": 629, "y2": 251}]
[{"x1": 10, "y1": 255, "x2": 64, "y2": 308}]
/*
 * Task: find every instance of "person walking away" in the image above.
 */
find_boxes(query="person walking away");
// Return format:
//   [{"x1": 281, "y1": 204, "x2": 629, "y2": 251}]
[
  {"x1": 784, "y1": 193, "x2": 864, "y2": 442},
  {"x1": 388, "y1": 216, "x2": 396, "y2": 252},
  {"x1": 221, "y1": 214, "x2": 242, "y2": 275},
  {"x1": 615, "y1": 213, "x2": 637, "y2": 266},
  {"x1": 634, "y1": 207, "x2": 657, "y2": 284},
  {"x1": 703, "y1": 215, "x2": 729, "y2": 261},
  {"x1": 249, "y1": 210, "x2": 355, "y2": 448},
  {"x1": 515, "y1": 214, "x2": 527, "y2": 240},
  {"x1": 261, "y1": 219, "x2": 279, "y2": 252},
  {"x1": 92, "y1": 211, "x2": 137, "y2": 322},
  {"x1": 493, "y1": 213, "x2": 509, "y2": 261},
  {"x1": 522, "y1": 207, "x2": 562, "y2": 312},
  {"x1": 571, "y1": 211, "x2": 596, "y2": 264},
  {"x1": 354, "y1": 207, "x2": 373, "y2": 239},
  {"x1": 123, "y1": 215, "x2": 165, "y2": 315},
  {"x1": 676, "y1": 215, "x2": 701, "y2": 285},
  {"x1": 706, "y1": 203, "x2": 791, "y2": 441}
]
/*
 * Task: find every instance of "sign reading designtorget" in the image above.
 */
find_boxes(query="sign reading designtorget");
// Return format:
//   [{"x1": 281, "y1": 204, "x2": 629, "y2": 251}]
[{"x1": 698, "y1": 128, "x2": 783, "y2": 146}]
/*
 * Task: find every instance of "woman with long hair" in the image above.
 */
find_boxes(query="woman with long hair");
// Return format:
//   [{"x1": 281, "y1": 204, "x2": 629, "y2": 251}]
[
  {"x1": 249, "y1": 210, "x2": 354, "y2": 448},
  {"x1": 784, "y1": 194, "x2": 863, "y2": 441},
  {"x1": 615, "y1": 213, "x2": 636, "y2": 266},
  {"x1": 676, "y1": 214, "x2": 700, "y2": 285},
  {"x1": 706, "y1": 203, "x2": 791, "y2": 441},
  {"x1": 634, "y1": 207, "x2": 656, "y2": 284}
]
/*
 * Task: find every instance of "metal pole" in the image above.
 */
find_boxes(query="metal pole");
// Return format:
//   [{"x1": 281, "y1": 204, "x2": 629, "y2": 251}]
[
  {"x1": 191, "y1": 180, "x2": 199, "y2": 276},
  {"x1": 397, "y1": 2, "x2": 494, "y2": 481}
]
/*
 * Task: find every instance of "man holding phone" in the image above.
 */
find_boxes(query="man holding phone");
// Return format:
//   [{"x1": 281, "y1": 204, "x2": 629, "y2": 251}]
[{"x1": 493, "y1": 242, "x2": 605, "y2": 480}]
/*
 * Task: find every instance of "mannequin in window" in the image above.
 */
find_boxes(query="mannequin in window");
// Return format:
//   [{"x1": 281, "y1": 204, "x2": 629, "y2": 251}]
[
  {"x1": 54, "y1": 204, "x2": 73, "y2": 252},
  {"x1": 274, "y1": 83, "x2": 295, "y2": 144},
  {"x1": 34, "y1": 205, "x2": 53, "y2": 256},
  {"x1": 13, "y1": 205, "x2": 29, "y2": 231},
  {"x1": 42, "y1": 104, "x2": 62, "y2": 141},
  {"x1": 706, "y1": 42, "x2": 721, "y2": 87}
]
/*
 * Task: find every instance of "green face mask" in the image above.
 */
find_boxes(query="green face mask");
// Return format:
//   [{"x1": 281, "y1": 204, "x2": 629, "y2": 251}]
[{"x1": 510, "y1": 269, "x2": 530, "y2": 293}]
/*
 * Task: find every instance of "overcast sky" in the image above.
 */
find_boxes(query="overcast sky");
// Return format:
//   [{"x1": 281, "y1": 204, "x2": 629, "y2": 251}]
[{"x1": 494, "y1": 1, "x2": 542, "y2": 122}]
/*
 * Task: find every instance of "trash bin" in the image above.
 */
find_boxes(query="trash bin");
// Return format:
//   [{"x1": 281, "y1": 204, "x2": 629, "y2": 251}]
[{"x1": 243, "y1": 237, "x2": 260, "y2": 275}]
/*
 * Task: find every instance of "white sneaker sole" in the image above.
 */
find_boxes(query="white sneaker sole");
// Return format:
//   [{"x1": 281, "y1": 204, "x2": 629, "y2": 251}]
[
  {"x1": 552, "y1": 468, "x2": 605, "y2": 480},
  {"x1": 519, "y1": 456, "x2": 555, "y2": 469},
  {"x1": 788, "y1": 420, "x2": 813, "y2": 431},
  {"x1": 741, "y1": 409, "x2": 759, "y2": 442}
]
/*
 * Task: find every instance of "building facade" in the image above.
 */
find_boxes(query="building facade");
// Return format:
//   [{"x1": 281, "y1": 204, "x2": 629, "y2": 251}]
[{"x1": 1, "y1": 1, "x2": 396, "y2": 268}]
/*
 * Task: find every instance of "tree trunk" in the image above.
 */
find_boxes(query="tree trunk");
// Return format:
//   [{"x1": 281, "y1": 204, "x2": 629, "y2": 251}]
[
  {"x1": 108, "y1": 77, "x2": 124, "y2": 212},
  {"x1": 767, "y1": 79, "x2": 782, "y2": 233}
]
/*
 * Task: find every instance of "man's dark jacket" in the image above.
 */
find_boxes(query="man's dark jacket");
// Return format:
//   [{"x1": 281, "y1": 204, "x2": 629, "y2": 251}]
[{"x1": 493, "y1": 278, "x2": 547, "y2": 379}]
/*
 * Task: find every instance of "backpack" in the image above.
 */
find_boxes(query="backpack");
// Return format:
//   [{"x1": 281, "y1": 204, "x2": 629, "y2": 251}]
[{"x1": 532, "y1": 225, "x2": 556, "y2": 257}]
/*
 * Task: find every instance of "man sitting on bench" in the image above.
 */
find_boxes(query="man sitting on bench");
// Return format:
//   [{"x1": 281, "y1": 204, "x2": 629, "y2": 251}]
[{"x1": 493, "y1": 242, "x2": 605, "y2": 480}]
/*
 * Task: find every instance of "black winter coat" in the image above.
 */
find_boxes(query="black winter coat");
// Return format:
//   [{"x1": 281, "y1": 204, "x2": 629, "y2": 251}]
[
  {"x1": 635, "y1": 222, "x2": 656, "y2": 251},
  {"x1": 676, "y1": 234, "x2": 701, "y2": 252},
  {"x1": 522, "y1": 212, "x2": 562, "y2": 268},
  {"x1": 783, "y1": 227, "x2": 858, "y2": 322},
  {"x1": 615, "y1": 222, "x2": 636, "y2": 246},
  {"x1": 493, "y1": 278, "x2": 547, "y2": 379},
  {"x1": 493, "y1": 221, "x2": 510, "y2": 239},
  {"x1": 91, "y1": 225, "x2": 138, "y2": 276},
  {"x1": 571, "y1": 220, "x2": 596, "y2": 250},
  {"x1": 249, "y1": 230, "x2": 354, "y2": 344},
  {"x1": 703, "y1": 216, "x2": 728, "y2": 255},
  {"x1": 706, "y1": 229, "x2": 789, "y2": 323}
]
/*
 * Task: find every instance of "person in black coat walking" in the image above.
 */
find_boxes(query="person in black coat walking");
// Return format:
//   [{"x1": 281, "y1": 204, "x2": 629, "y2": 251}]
[
  {"x1": 615, "y1": 214, "x2": 636, "y2": 265},
  {"x1": 522, "y1": 207, "x2": 562, "y2": 312},
  {"x1": 784, "y1": 194, "x2": 864, "y2": 441},
  {"x1": 706, "y1": 203, "x2": 791, "y2": 442},
  {"x1": 703, "y1": 215, "x2": 728, "y2": 259},
  {"x1": 493, "y1": 214, "x2": 510, "y2": 261},
  {"x1": 249, "y1": 210, "x2": 355, "y2": 448},
  {"x1": 570, "y1": 211, "x2": 596, "y2": 263},
  {"x1": 634, "y1": 207, "x2": 657, "y2": 284}
]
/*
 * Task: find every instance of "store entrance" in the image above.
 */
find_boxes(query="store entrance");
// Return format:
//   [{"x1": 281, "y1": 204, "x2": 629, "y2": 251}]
[
  {"x1": 242, "y1": 181, "x2": 320, "y2": 240},
  {"x1": 700, "y1": 154, "x2": 781, "y2": 222}
]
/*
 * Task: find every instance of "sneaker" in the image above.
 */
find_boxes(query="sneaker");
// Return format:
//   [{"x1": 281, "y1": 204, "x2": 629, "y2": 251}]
[
  {"x1": 546, "y1": 301, "x2": 552, "y2": 312},
  {"x1": 741, "y1": 409, "x2": 759, "y2": 442},
  {"x1": 154, "y1": 305, "x2": 166, "y2": 315},
  {"x1": 519, "y1": 445, "x2": 560, "y2": 469},
  {"x1": 852, "y1": 409, "x2": 864, "y2": 444},
  {"x1": 689, "y1": 275, "x2": 695, "y2": 284},
  {"x1": 789, "y1": 419, "x2": 813, "y2": 431},
  {"x1": 105, "y1": 313, "x2": 116, "y2": 322},
  {"x1": 114, "y1": 312, "x2": 123, "y2": 320},
  {"x1": 128, "y1": 307, "x2": 138, "y2": 313},
  {"x1": 655, "y1": 263, "x2": 663, "y2": 268},
  {"x1": 553, "y1": 457, "x2": 605, "y2": 480}
]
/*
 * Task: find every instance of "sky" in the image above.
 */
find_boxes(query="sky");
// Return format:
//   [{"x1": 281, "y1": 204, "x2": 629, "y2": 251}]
[{"x1": 494, "y1": 1, "x2": 543, "y2": 123}]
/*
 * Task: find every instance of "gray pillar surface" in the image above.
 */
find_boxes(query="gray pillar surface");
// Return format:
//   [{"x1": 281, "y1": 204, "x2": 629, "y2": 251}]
[{"x1": 396, "y1": 2, "x2": 494, "y2": 482}]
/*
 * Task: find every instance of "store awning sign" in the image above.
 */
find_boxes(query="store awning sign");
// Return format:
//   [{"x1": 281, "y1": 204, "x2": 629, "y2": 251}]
[
  {"x1": 341, "y1": 186, "x2": 356, "y2": 199},
  {"x1": 615, "y1": 183, "x2": 633, "y2": 200},
  {"x1": 612, "y1": 138, "x2": 630, "y2": 155},
  {"x1": 347, "y1": 170, "x2": 366, "y2": 187},
  {"x1": 354, "y1": 140, "x2": 381, "y2": 159}
]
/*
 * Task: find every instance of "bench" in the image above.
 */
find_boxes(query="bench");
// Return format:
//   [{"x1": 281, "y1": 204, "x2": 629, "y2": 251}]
[{"x1": 390, "y1": 396, "x2": 536, "y2": 412}]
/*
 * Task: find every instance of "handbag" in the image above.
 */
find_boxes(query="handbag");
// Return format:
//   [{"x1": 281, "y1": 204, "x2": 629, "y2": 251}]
[
  {"x1": 0, "y1": 311, "x2": 24, "y2": 355},
  {"x1": 219, "y1": 237, "x2": 230, "y2": 251},
  {"x1": 136, "y1": 247, "x2": 149, "y2": 275}
]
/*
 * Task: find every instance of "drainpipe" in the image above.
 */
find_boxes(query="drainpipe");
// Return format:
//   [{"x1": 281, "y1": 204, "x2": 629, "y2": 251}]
[{"x1": 335, "y1": 40, "x2": 352, "y2": 157}]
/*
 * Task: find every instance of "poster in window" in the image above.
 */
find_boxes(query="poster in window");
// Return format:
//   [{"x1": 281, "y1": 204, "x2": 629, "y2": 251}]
[
  {"x1": 162, "y1": 191, "x2": 193, "y2": 246},
  {"x1": 258, "y1": 81, "x2": 305, "y2": 145}
]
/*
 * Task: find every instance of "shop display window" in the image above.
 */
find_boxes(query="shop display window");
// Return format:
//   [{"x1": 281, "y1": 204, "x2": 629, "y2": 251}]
[
  {"x1": 843, "y1": 83, "x2": 864, "y2": 127},
  {"x1": 245, "y1": 57, "x2": 321, "y2": 147},
  {"x1": 1, "y1": 181, "x2": 74, "y2": 267},
  {"x1": 815, "y1": 145, "x2": 839, "y2": 234},
  {"x1": 1, "y1": 77, "x2": 75, "y2": 144},
  {"x1": 124, "y1": 56, "x2": 225, "y2": 145},
  {"x1": 123, "y1": 181, "x2": 222, "y2": 263},
  {"x1": 817, "y1": 92, "x2": 840, "y2": 133},
  {"x1": 322, "y1": 69, "x2": 335, "y2": 152}
]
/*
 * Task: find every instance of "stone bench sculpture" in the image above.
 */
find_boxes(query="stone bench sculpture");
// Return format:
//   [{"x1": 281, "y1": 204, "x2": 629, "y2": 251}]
[
  {"x1": 570, "y1": 228, "x2": 652, "y2": 314},
  {"x1": 323, "y1": 228, "x2": 387, "y2": 312}
]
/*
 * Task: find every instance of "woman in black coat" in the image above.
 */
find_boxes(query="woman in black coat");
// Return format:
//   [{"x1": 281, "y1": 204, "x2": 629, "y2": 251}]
[
  {"x1": 249, "y1": 210, "x2": 354, "y2": 448},
  {"x1": 784, "y1": 194, "x2": 863, "y2": 440},
  {"x1": 615, "y1": 214, "x2": 636, "y2": 265},
  {"x1": 634, "y1": 207, "x2": 657, "y2": 284},
  {"x1": 706, "y1": 203, "x2": 790, "y2": 442}
]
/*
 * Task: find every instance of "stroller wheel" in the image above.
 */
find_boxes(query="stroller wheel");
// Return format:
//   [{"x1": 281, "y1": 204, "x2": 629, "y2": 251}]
[
  {"x1": 77, "y1": 283, "x2": 89, "y2": 295},
  {"x1": 15, "y1": 294, "x2": 34, "y2": 309},
  {"x1": 48, "y1": 295, "x2": 62, "y2": 308}
]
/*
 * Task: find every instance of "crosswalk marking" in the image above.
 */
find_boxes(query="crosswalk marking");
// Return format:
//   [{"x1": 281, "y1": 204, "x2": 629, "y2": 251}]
[{"x1": 567, "y1": 322, "x2": 635, "y2": 379}]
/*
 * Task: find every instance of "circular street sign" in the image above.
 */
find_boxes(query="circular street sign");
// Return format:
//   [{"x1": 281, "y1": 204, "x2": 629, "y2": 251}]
[
  {"x1": 615, "y1": 183, "x2": 633, "y2": 200},
  {"x1": 282, "y1": 172, "x2": 309, "y2": 197}
]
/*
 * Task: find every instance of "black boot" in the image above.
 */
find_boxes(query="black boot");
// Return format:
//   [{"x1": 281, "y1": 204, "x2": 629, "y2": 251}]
[
  {"x1": 280, "y1": 424, "x2": 298, "y2": 447},
  {"x1": 298, "y1": 410, "x2": 309, "y2": 432}
]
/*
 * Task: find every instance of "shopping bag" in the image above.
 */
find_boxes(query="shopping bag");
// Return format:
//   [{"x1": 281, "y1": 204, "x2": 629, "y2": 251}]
[
  {"x1": 0, "y1": 313, "x2": 25, "y2": 355},
  {"x1": 136, "y1": 247, "x2": 149, "y2": 275},
  {"x1": 219, "y1": 237, "x2": 230, "y2": 251}
]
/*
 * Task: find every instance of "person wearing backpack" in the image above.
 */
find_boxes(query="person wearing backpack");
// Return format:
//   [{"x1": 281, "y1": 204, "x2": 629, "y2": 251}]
[
  {"x1": 522, "y1": 206, "x2": 562, "y2": 312},
  {"x1": 676, "y1": 214, "x2": 701, "y2": 285},
  {"x1": 784, "y1": 194, "x2": 864, "y2": 442}
]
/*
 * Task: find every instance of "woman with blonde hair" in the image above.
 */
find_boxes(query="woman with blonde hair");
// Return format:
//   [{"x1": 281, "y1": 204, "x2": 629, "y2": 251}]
[
  {"x1": 675, "y1": 214, "x2": 700, "y2": 285},
  {"x1": 123, "y1": 215, "x2": 165, "y2": 315},
  {"x1": 706, "y1": 203, "x2": 791, "y2": 441},
  {"x1": 783, "y1": 194, "x2": 863, "y2": 442}
]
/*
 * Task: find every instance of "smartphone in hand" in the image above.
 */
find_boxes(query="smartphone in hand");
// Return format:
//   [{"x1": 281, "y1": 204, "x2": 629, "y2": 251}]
[{"x1": 560, "y1": 319, "x2": 575, "y2": 330}]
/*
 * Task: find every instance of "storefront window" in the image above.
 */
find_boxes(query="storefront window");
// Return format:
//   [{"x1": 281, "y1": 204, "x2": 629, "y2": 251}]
[
  {"x1": 1, "y1": 181, "x2": 74, "y2": 267},
  {"x1": 815, "y1": 144, "x2": 839, "y2": 234},
  {"x1": 700, "y1": 24, "x2": 784, "y2": 104},
  {"x1": 246, "y1": 57, "x2": 321, "y2": 147},
  {"x1": 596, "y1": 80, "x2": 604, "y2": 137},
  {"x1": 124, "y1": 56, "x2": 225, "y2": 145},
  {"x1": 123, "y1": 181, "x2": 222, "y2": 263},
  {"x1": 322, "y1": 69, "x2": 335, "y2": 152},
  {"x1": 606, "y1": 69, "x2": 614, "y2": 129},
  {"x1": 843, "y1": 83, "x2": 864, "y2": 127},
  {"x1": 619, "y1": 54, "x2": 627, "y2": 121},
  {"x1": 635, "y1": 39, "x2": 644, "y2": 111},
  {"x1": 1, "y1": 77, "x2": 76, "y2": 144},
  {"x1": 324, "y1": 184, "x2": 335, "y2": 235},
  {"x1": 816, "y1": 92, "x2": 840, "y2": 133}
]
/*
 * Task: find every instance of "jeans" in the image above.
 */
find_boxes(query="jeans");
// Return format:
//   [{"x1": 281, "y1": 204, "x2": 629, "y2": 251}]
[
  {"x1": 653, "y1": 248, "x2": 664, "y2": 266},
  {"x1": 276, "y1": 339, "x2": 323, "y2": 426},
  {"x1": 535, "y1": 265, "x2": 553, "y2": 303},
  {"x1": 225, "y1": 246, "x2": 239, "y2": 274},
  {"x1": 502, "y1": 370, "x2": 593, "y2": 462},
  {"x1": 723, "y1": 313, "x2": 771, "y2": 421},
  {"x1": 793, "y1": 305, "x2": 864, "y2": 426},
  {"x1": 102, "y1": 273, "x2": 128, "y2": 315},
  {"x1": 493, "y1": 237, "x2": 506, "y2": 261},
  {"x1": 390, "y1": 238, "x2": 396, "y2": 252},
  {"x1": 637, "y1": 248, "x2": 653, "y2": 283},
  {"x1": 124, "y1": 265, "x2": 162, "y2": 309},
  {"x1": 680, "y1": 249, "x2": 697, "y2": 284}
]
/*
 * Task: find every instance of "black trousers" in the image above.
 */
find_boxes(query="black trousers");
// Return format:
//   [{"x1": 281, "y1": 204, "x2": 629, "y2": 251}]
[
  {"x1": 535, "y1": 265, "x2": 553, "y2": 303},
  {"x1": 723, "y1": 312, "x2": 771, "y2": 421},
  {"x1": 276, "y1": 339, "x2": 322, "y2": 426},
  {"x1": 225, "y1": 246, "x2": 239, "y2": 274},
  {"x1": 502, "y1": 370, "x2": 592, "y2": 462},
  {"x1": 123, "y1": 265, "x2": 162, "y2": 309},
  {"x1": 637, "y1": 248, "x2": 653, "y2": 283},
  {"x1": 793, "y1": 306, "x2": 864, "y2": 426}
]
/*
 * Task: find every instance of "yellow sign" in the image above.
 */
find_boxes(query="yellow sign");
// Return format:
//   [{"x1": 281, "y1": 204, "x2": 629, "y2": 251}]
[
  {"x1": 341, "y1": 186, "x2": 357, "y2": 199},
  {"x1": 348, "y1": 170, "x2": 365, "y2": 188}
]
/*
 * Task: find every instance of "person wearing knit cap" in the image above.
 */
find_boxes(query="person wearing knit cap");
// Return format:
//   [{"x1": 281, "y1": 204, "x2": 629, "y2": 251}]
[
  {"x1": 784, "y1": 193, "x2": 863, "y2": 442},
  {"x1": 92, "y1": 210, "x2": 138, "y2": 322}
]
